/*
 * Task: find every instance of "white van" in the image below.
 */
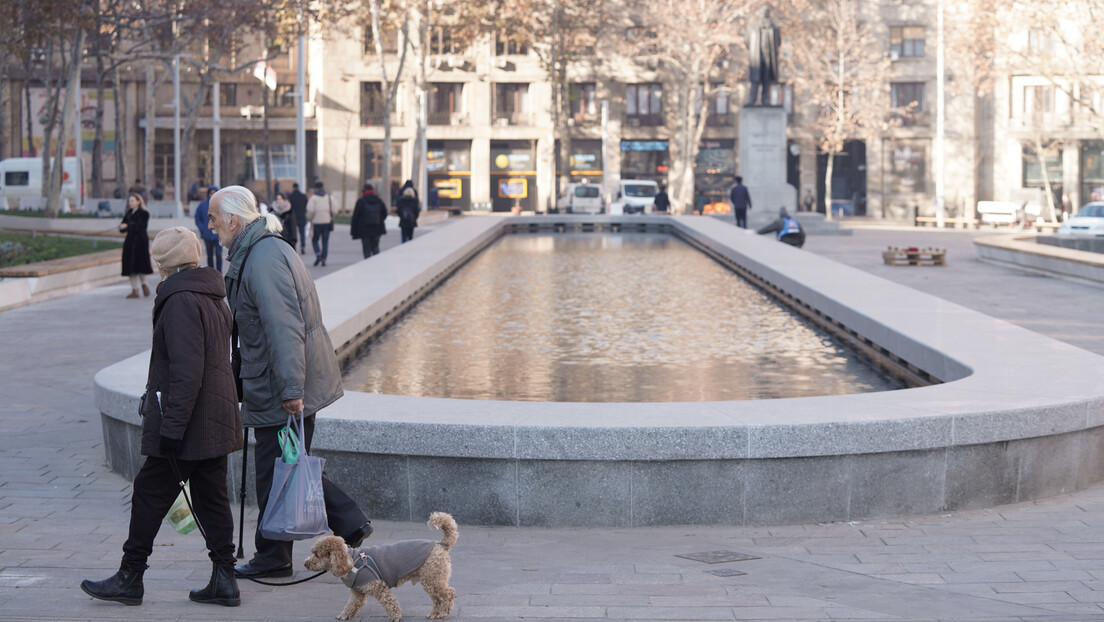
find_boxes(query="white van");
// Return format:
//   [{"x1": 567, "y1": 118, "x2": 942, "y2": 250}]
[
  {"x1": 608, "y1": 179, "x2": 659, "y2": 215},
  {"x1": 555, "y1": 182, "x2": 603, "y2": 214},
  {"x1": 0, "y1": 157, "x2": 84, "y2": 211}
]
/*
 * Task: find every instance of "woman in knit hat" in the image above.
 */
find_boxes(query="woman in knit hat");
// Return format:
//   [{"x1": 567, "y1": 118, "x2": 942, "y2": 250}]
[{"x1": 82, "y1": 227, "x2": 243, "y2": 608}]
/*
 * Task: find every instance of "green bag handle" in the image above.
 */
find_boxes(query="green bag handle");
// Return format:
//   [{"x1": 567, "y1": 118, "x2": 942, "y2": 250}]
[{"x1": 277, "y1": 412, "x2": 303, "y2": 464}]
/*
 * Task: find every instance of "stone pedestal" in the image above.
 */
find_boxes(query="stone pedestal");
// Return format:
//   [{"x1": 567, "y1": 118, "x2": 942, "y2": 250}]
[{"x1": 739, "y1": 106, "x2": 796, "y2": 228}]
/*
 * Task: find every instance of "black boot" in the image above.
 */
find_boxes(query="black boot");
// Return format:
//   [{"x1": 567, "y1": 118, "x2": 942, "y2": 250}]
[
  {"x1": 81, "y1": 564, "x2": 145, "y2": 606},
  {"x1": 189, "y1": 563, "x2": 240, "y2": 607}
]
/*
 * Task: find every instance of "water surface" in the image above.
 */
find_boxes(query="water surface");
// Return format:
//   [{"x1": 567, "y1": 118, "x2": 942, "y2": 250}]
[{"x1": 344, "y1": 233, "x2": 902, "y2": 401}]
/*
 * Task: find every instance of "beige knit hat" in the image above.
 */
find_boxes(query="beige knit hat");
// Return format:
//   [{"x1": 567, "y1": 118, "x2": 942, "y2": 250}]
[{"x1": 151, "y1": 226, "x2": 202, "y2": 273}]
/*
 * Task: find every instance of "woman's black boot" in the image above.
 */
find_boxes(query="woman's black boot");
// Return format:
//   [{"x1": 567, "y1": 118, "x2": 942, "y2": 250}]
[{"x1": 189, "y1": 563, "x2": 240, "y2": 607}]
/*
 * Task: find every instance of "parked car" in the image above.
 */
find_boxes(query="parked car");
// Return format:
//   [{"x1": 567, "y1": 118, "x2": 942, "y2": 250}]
[
  {"x1": 555, "y1": 182, "x2": 603, "y2": 214},
  {"x1": 0, "y1": 156, "x2": 84, "y2": 211},
  {"x1": 1057, "y1": 202, "x2": 1104, "y2": 235},
  {"x1": 608, "y1": 180, "x2": 658, "y2": 215}
]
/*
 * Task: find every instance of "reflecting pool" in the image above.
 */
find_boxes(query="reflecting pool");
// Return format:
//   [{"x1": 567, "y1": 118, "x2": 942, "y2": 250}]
[{"x1": 344, "y1": 233, "x2": 903, "y2": 401}]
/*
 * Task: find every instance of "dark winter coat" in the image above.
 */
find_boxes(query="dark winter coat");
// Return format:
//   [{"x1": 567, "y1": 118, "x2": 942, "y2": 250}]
[
  {"x1": 350, "y1": 191, "x2": 388, "y2": 239},
  {"x1": 729, "y1": 184, "x2": 752, "y2": 210},
  {"x1": 140, "y1": 267, "x2": 242, "y2": 460},
  {"x1": 288, "y1": 190, "x2": 308, "y2": 227},
  {"x1": 278, "y1": 209, "x2": 298, "y2": 246},
  {"x1": 225, "y1": 219, "x2": 344, "y2": 428},
  {"x1": 396, "y1": 195, "x2": 420, "y2": 231},
  {"x1": 120, "y1": 208, "x2": 153, "y2": 276}
]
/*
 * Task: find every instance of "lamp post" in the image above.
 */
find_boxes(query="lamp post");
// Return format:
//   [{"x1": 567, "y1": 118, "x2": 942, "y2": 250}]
[
  {"x1": 296, "y1": 5, "x2": 306, "y2": 190},
  {"x1": 935, "y1": 0, "x2": 946, "y2": 228},
  {"x1": 212, "y1": 82, "x2": 220, "y2": 187}
]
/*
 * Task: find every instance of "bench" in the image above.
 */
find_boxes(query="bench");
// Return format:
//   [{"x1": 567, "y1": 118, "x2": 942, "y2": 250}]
[{"x1": 882, "y1": 246, "x2": 947, "y2": 266}]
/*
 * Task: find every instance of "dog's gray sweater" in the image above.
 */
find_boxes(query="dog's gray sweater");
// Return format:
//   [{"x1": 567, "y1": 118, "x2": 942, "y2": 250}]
[{"x1": 343, "y1": 541, "x2": 437, "y2": 589}]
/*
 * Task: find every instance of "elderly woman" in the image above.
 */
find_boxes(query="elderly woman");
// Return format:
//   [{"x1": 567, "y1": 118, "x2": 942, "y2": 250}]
[
  {"x1": 81, "y1": 227, "x2": 242, "y2": 608},
  {"x1": 119, "y1": 192, "x2": 154, "y2": 298}
]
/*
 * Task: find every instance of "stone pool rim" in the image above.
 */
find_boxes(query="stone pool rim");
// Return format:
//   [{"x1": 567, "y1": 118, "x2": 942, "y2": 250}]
[{"x1": 95, "y1": 215, "x2": 1104, "y2": 527}]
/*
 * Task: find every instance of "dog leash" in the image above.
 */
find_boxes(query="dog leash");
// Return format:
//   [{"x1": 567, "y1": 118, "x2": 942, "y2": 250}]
[{"x1": 166, "y1": 453, "x2": 326, "y2": 587}]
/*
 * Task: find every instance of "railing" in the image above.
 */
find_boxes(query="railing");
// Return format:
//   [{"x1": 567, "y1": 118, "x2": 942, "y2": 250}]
[
  {"x1": 493, "y1": 111, "x2": 532, "y2": 126},
  {"x1": 706, "y1": 113, "x2": 734, "y2": 127},
  {"x1": 624, "y1": 114, "x2": 662, "y2": 127}
]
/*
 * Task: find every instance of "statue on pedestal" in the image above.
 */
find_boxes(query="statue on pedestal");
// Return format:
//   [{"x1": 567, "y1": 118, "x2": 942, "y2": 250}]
[{"x1": 746, "y1": 7, "x2": 780, "y2": 106}]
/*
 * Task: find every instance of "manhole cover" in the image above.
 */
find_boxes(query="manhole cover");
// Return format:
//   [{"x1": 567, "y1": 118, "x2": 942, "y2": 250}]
[
  {"x1": 707, "y1": 568, "x2": 747, "y2": 577},
  {"x1": 675, "y1": 550, "x2": 760, "y2": 564}
]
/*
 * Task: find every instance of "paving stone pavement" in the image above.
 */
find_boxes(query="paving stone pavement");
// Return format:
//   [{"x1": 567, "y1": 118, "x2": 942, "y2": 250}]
[{"x1": 4, "y1": 219, "x2": 1104, "y2": 621}]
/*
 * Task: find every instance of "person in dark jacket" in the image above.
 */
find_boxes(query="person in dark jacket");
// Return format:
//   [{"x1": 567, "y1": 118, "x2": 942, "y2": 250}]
[
  {"x1": 350, "y1": 183, "x2": 388, "y2": 257},
  {"x1": 401, "y1": 179, "x2": 419, "y2": 201},
  {"x1": 272, "y1": 192, "x2": 298, "y2": 248},
  {"x1": 396, "y1": 187, "x2": 421, "y2": 243},
  {"x1": 756, "y1": 207, "x2": 805, "y2": 248},
  {"x1": 119, "y1": 192, "x2": 154, "y2": 298},
  {"x1": 81, "y1": 227, "x2": 243, "y2": 608},
  {"x1": 653, "y1": 185, "x2": 671, "y2": 213},
  {"x1": 288, "y1": 183, "x2": 309, "y2": 255},
  {"x1": 206, "y1": 186, "x2": 372, "y2": 580},
  {"x1": 193, "y1": 185, "x2": 222, "y2": 272},
  {"x1": 729, "y1": 176, "x2": 752, "y2": 228}
]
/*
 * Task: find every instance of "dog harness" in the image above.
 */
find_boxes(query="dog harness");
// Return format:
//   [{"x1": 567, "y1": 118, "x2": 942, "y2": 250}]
[{"x1": 342, "y1": 541, "x2": 437, "y2": 589}]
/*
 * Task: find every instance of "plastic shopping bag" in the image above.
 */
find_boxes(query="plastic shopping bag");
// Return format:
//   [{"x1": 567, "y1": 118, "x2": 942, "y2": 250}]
[
  {"x1": 166, "y1": 481, "x2": 197, "y2": 535},
  {"x1": 259, "y1": 412, "x2": 328, "y2": 541}
]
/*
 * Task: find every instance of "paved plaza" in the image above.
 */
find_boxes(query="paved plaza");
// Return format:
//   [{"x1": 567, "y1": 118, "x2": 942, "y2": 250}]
[{"x1": 4, "y1": 219, "x2": 1104, "y2": 621}]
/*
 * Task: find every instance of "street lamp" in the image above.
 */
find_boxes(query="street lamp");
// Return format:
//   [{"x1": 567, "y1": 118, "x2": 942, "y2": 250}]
[{"x1": 172, "y1": 54, "x2": 192, "y2": 218}]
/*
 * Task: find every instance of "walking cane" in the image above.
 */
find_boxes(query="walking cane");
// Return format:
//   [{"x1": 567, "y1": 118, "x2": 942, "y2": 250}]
[{"x1": 236, "y1": 428, "x2": 248, "y2": 559}]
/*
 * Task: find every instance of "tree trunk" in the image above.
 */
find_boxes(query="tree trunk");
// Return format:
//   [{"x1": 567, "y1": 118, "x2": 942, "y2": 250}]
[
  {"x1": 824, "y1": 148, "x2": 836, "y2": 222},
  {"x1": 1034, "y1": 135, "x2": 1058, "y2": 224},
  {"x1": 92, "y1": 49, "x2": 105, "y2": 198},
  {"x1": 47, "y1": 27, "x2": 85, "y2": 217},
  {"x1": 114, "y1": 66, "x2": 126, "y2": 198},
  {"x1": 144, "y1": 62, "x2": 155, "y2": 189},
  {"x1": 24, "y1": 52, "x2": 35, "y2": 157},
  {"x1": 263, "y1": 84, "x2": 273, "y2": 203}
]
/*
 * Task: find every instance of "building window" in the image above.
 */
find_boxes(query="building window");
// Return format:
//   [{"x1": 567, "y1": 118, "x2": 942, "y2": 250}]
[
  {"x1": 154, "y1": 143, "x2": 174, "y2": 187},
  {"x1": 1027, "y1": 29, "x2": 1054, "y2": 55},
  {"x1": 885, "y1": 142, "x2": 926, "y2": 194},
  {"x1": 569, "y1": 82, "x2": 596, "y2": 123},
  {"x1": 361, "y1": 141, "x2": 402, "y2": 189},
  {"x1": 429, "y1": 83, "x2": 464, "y2": 125},
  {"x1": 889, "y1": 26, "x2": 925, "y2": 58},
  {"x1": 274, "y1": 84, "x2": 295, "y2": 108},
  {"x1": 626, "y1": 27, "x2": 658, "y2": 55},
  {"x1": 495, "y1": 35, "x2": 528, "y2": 56},
  {"x1": 1022, "y1": 142, "x2": 1062, "y2": 187},
  {"x1": 891, "y1": 82, "x2": 925, "y2": 126},
  {"x1": 252, "y1": 144, "x2": 298, "y2": 179},
  {"x1": 1024, "y1": 85, "x2": 1055, "y2": 117},
  {"x1": 430, "y1": 27, "x2": 461, "y2": 56},
  {"x1": 204, "y1": 83, "x2": 237, "y2": 107},
  {"x1": 493, "y1": 83, "x2": 530, "y2": 125},
  {"x1": 364, "y1": 25, "x2": 399, "y2": 54},
  {"x1": 625, "y1": 83, "x2": 662, "y2": 126},
  {"x1": 361, "y1": 82, "x2": 389, "y2": 125}
]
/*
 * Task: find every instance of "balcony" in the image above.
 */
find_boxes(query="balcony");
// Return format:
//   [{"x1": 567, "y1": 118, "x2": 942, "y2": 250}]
[
  {"x1": 1014, "y1": 112, "x2": 1072, "y2": 129},
  {"x1": 429, "y1": 111, "x2": 469, "y2": 126},
  {"x1": 706, "y1": 113, "x2": 735, "y2": 127},
  {"x1": 570, "y1": 112, "x2": 595, "y2": 127},
  {"x1": 889, "y1": 109, "x2": 929, "y2": 128},
  {"x1": 624, "y1": 114, "x2": 662, "y2": 127},
  {"x1": 493, "y1": 111, "x2": 532, "y2": 126}
]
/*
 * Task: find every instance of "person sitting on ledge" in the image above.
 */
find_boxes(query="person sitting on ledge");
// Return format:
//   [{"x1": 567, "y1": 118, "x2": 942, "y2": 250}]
[{"x1": 756, "y1": 207, "x2": 805, "y2": 248}]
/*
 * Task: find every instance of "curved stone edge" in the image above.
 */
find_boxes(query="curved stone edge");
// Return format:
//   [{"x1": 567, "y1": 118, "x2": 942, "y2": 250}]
[
  {"x1": 94, "y1": 215, "x2": 1104, "y2": 526},
  {"x1": 975, "y1": 233, "x2": 1104, "y2": 289}
]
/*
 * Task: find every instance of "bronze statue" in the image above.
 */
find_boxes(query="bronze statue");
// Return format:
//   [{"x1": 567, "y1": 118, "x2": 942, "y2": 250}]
[{"x1": 746, "y1": 7, "x2": 780, "y2": 106}]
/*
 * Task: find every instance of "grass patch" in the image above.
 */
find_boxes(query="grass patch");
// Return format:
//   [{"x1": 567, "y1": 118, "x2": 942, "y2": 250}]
[
  {"x1": 0, "y1": 231, "x2": 123, "y2": 268},
  {"x1": 333, "y1": 213, "x2": 352, "y2": 225},
  {"x1": 0, "y1": 209, "x2": 102, "y2": 219}
]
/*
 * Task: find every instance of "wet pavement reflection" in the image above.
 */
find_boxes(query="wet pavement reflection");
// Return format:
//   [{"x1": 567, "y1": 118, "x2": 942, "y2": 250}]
[{"x1": 344, "y1": 233, "x2": 903, "y2": 401}]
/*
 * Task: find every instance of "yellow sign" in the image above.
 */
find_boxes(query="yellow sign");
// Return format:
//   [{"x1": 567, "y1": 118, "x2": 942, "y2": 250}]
[
  {"x1": 434, "y1": 178, "x2": 462, "y2": 199},
  {"x1": 494, "y1": 154, "x2": 510, "y2": 169}
]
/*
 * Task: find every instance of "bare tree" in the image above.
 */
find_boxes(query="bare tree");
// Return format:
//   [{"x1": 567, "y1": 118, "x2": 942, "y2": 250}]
[
  {"x1": 621, "y1": 0, "x2": 756, "y2": 214},
  {"x1": 786, "y1": 0, "x2": 893, "y2": 221}
]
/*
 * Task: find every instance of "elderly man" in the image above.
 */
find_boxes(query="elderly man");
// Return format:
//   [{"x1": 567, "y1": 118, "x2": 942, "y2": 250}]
[{"x1": 206, "y1": 186, "x2": 372, "y2": 579}]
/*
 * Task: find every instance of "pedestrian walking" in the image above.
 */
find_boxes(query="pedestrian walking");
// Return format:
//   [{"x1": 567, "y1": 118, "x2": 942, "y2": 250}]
[
  {"x1": 273, "y1": 192, "x2": 298, "y2": 249},
  {"x1": 653, "y1": 184, "x2": 671, "y2": 213},
  {"x1": 80, "y1": 227, "x2": 242, "y2": 608},
  {"x1": 397, "y1": 186, "x2": 420, "y2": 243},
  {"x1": 306, "y1": 181, "x2": 335, "y2": 267},
  {"x1": 119, "y1": 193, "x2": 153, "y2": 298},
  {"x1": 193, "y1": 185, "x2": 222, "y2": 272},
  {"x1": 350, "y1": 183, "x2": 388, "y2": 257},
  {"x1": 205, "y1": 186, "x2": 373, "y2": 581},
  {"x1": 288, "y1": 183, "x2": 308, "y2": 255},
  {"x1": 729, "y1": 176, "x2": 753, "y2": 228}
]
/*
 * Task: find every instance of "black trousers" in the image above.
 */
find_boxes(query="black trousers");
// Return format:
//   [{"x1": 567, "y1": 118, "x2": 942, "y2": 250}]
[
  {"x1": 249, "y1": 415, "x2": 367, "y2": 568},
  {"x1": 401, "y1": 226, "x2": 414, "y2": 243},
  {"x1": 734, "y1": 208, "x2": 748, "y2": 229},
  {"x1": 360, "y1": 235, "x2": 381, "y2": 258},
  {"x1": 122, "y1": 455, "x2": 235, "y2": 568}
]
